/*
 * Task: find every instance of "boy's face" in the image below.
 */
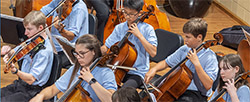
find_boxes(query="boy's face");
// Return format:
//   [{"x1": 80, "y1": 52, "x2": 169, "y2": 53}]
[
  {"x1": 184, "y1": 33, "x2": 202, "y2": 49},
  {"x1": 122, "y1": 7, "x2": 140, "y2": 25},
  {"x1": 24, "y1": 23, "x2": 42, "y2": 38}
]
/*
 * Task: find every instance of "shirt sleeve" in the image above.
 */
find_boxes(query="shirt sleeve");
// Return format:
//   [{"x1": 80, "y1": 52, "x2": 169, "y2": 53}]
[
  {"x1": 165, "y1": 45, "x2": 186, "y2": 67},
  {"x1": 40, "y1": 0, "x2": 59, "y2": 16},
  {"x1": 146, "y1": 24, "x2": 157, "y2": 47},
  {"x1": 237, "y1": 85, "x2": 250, "y2": 102},
  {"x1": 203, "y1": 51, "x2": 219, "y2": 81},
  {"x1": 100, "y1": 68, "x2": 117, "y2": 90},
  {"x1": 66, "y1": 8, "x2": 87, "y2": 36},
  {"x1": 55, "y1": 66, "x2": 75, "y2": 92},
  {"x1": 105, "y1": 25, "x2": 120, "y2": 48},
  {"x1": 29, "y1": 49, "x2": 53, "y2": 82}
]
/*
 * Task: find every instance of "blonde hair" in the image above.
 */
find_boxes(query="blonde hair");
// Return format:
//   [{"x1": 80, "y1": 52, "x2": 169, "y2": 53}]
[{"x1": 23, "y1": 10, "x2": 46, "y2": 28}]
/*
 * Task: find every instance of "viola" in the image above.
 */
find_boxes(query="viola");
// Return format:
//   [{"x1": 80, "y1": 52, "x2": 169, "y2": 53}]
[
  {"x1": 143, "y1": 33, "x2": 224, "y2": 101},
  {"x1": 210, "y1": 71, "x2": 250, "y2": 102},
  {"x1": 101, "y1": 5, "x2": 155, "y2": 87},
  {"x1": 57, "y1": 57, "x2": 102, "y2": 102},
  {"x1": 103, "y1": 0, "x2": 171, "y2": 44}
]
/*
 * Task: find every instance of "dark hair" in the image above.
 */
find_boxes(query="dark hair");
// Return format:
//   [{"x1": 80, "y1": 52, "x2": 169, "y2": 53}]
[
  {"x1": 123, "y1": 0, "x2": 144, "y2": 12},
  {"x1": 183, "y1": 18, "x2": 207, "y2": 41},
  {"x1": 112, "y1": 87, "x2": 141, "y2": 102},
  {"x1": 68, "y1": 34, "x2": 102, "y2": 88},
  {"x1": 217, "y1": 54, "x2": 250, "y2": 91}
]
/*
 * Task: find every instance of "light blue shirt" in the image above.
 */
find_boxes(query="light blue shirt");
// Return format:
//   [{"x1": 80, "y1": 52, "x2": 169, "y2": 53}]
[
  {"x1": 209, "y1": 85, "x2": 250, "y2": 102},
  {"x1": 41, "y1": 0, "x2": 89, "y2": 51},
  {"x1": 105, "y1": 21, "x2": 157, "y2": 79},
  {"x1": 55, "y1": 65, "x2": 117, "y2": 102},
  {"x1": 165, "y1": 45, "x2": 218, "y2": 96},
  {"x1": 17, "y1": 37, "x2": 54, "y2": 86}
]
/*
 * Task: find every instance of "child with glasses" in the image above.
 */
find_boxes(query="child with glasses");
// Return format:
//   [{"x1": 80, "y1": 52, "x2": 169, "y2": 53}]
[
  {"x1": 101, "y1": 0, "x2": 157, "y2": 88},
  {"x1": 30, "y1": 34, "x2": 117, "y2": 102}
]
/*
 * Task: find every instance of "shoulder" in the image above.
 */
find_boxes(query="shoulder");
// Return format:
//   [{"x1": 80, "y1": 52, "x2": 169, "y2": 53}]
[
  {"x1": 139, "y1": 22, "x2": 154, "y2": 30},
  {"x1": 238, "y1": 85, "x2": 250, "y2": 92}
]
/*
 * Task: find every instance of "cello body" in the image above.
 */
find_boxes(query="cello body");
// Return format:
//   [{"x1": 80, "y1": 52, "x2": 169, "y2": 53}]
[
  {"x1": 107, "y1": 41, "x2": 137, "y2": 87},
  {"x1": 144, "y1": 65, "x2": 193, "y2": 101},
  {"x1": 238, "y1": 39, "x2": 250, "y2": 83},
  {"x1": 103, "y1": 0, "x2": 171, "y2": 44},
  {"x1": 15, "y1": 0, "x2": 52, "y2": 25},
  {"x1": 63, "y1": 82, "x2": 92, "y2": 102}
]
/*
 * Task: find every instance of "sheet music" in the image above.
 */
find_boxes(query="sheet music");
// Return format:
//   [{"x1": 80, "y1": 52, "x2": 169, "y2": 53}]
[{"x1": 53, "y1": 35, "x2": 75, "y2": 64}]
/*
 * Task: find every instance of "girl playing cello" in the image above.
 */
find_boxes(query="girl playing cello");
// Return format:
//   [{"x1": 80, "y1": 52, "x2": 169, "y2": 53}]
[
  {"x1": 30, "y1": 34, "x2": 117, "y2": 102},
  {"x1": 209, "y1": 54, "x2": 250, "y2": 102}
]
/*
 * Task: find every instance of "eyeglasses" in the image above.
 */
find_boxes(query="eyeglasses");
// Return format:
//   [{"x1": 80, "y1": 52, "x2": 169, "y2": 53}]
[
  {"x1": 121, "y1": 9, "x2": 139, "y2": 17},
  {"x1": 71, "y1": 49, "x2": 90, "y2": 59}
]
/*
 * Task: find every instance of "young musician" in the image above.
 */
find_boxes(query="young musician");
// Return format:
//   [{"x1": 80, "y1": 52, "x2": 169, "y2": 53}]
[
  {"x1": 209, "y1": 54, "x2": 250, "y2": 102},
  {"x1": 101, "y1": 0, "x2": 157, "y2": 88},
  {"x1": 145, "y1": 18, "x2": 219, "y2": 101},
  {"x1": 30, "y1": 34, "x2": 117, "y2": 102},
  {"x1": 112, "y1": 87, "x2": 142, "y2": 102},
  {"x1": 1, "y1": 11, "x2": 54, "y2": 101},
  {"x1": 40, "y1": 0, "x2": 89, "y2": 68}
]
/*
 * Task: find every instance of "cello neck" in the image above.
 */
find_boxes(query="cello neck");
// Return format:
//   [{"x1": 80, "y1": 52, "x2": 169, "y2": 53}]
[
  {"x1": 57, "y1": 58, "x2": 101, "y2": 102},
  {"x1": 211, "y1": 71, "x2": 250, "y2": 102},
  {"x1": 152, "y1": 42, "x2": 205, "y2": 86},
  {"x1": 117, "y1": 12, "x2": 147, "y2": 48}
]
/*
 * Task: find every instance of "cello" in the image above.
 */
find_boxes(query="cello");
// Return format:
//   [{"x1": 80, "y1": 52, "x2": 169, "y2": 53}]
[
  {"x1": 103, "y1": 0, "x2": 171, "y2": 44},
  {"x1": 14, "y1": 0, "x2": 52, "y2": 25},
  {"x1": 102, "y1": 5, "x2": 155, "y2": 87},
  {"x1": 143, "y1": 33, "x2": 223, "y2": 101},
  {"x1": 238, "y1": 28, "x2": 250, "y2": 83},
  {"x1": 56, "y1": 58, "x2": 102, "y2": 102}
]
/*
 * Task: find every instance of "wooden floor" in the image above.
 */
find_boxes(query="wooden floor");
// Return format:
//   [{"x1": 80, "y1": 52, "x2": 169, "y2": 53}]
[{"x1": 1, "y1": 1, "x2": 238, "y2": 89}]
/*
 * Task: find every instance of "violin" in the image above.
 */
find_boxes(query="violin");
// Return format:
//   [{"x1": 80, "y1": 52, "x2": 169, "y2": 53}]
[
  {"x1": 57, "y1": 57, "x2": 103, "y2": 102},
  {"x1": 143, "y1": 33, "x2": 224, "y2": 101},
  {"x1": 100, "y1": 5, "x2": 155, "y2": 87},
  {"x1": 210, "y1": 71, "x2": 250, "y2": 102},
  {"x1": 56, "y1": 0, "x2": 79, "y2": 20},
  {"x1": 3, "y1": 20, "x2": 60, "y2": 74}
]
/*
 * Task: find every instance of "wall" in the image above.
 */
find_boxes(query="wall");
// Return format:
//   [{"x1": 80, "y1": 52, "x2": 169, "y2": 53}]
[{"x1": 215, "y1": 0, "x2": 250, "y2": 25}]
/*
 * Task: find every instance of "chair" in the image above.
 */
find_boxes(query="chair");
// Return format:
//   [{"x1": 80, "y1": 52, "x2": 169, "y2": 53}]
[
  {"x1": 43, "y1": 53, "x2": 62, "y2": 88},
  {"x1": 150, "y1": 29, "x2": 184, "y2": 63},
  {"x1": 88, "y1": 13, "x2": 97, "y2": 35}
]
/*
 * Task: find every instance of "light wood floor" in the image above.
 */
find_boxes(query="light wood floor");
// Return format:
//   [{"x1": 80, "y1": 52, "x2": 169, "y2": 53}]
[{"x1": 1, "y1": 0, "x2": 238, "y2": 89}]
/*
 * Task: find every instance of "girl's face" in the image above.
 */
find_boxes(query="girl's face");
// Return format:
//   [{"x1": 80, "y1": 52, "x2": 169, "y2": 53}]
[
  {"x1": 219, "y1": 61, "x2": 239, "y2": 82},
  {"x1": 74, "y1": 44, "x2": 95, "y2": 67}
]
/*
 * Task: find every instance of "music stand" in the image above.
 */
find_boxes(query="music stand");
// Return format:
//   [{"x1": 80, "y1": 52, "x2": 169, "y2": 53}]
[{"x1": 1, "y1": 14, "x2": 27, "y2": 45}]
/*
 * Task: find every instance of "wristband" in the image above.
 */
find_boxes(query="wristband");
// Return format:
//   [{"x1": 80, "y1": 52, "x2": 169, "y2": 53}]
[{"x1": 12, "y1": 67, "x2": 18, "y2": 74}]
